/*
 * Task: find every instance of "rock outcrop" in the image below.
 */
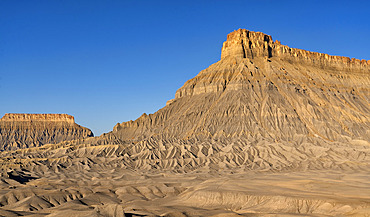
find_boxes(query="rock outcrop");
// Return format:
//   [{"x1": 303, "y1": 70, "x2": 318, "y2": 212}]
[
  {"x1": 221, "y1": 29, "x2": 370, "y2": 71},
  {"x1": 0, "y1": 113, "x2": 76, "y2": 123},
  {"x1": 0, "y1": 113, "x2": 93, "y2": 150}
]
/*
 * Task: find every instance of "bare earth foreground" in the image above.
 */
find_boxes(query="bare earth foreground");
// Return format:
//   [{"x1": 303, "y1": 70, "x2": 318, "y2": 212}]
[{"x1": 0, "y1": 29, "x2": 369, "y2": 216}]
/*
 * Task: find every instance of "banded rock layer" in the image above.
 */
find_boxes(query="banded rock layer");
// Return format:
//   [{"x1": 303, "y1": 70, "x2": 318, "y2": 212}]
[
  {"x1": 221, "y1": 29, "x2": 370, "y2": 70},
  {"x1": 0, "y1": 114, "x2": 93, "y2": 151}
]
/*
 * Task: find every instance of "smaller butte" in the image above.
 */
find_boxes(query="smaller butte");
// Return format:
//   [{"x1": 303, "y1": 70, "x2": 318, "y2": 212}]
[{"x1": 0, "y1": 113, "x2": 93, "y2": 151}]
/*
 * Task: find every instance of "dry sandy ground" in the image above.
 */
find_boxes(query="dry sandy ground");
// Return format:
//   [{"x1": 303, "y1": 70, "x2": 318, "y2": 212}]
[
  {"x1": 0, "y1": 168, "x2": 369, "y2": 216},
  {"x1": 0, "y1": 134, "x2": 369, "y2": 216}
]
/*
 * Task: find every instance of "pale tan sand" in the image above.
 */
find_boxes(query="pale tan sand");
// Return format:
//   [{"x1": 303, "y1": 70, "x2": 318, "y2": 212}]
[{"x1": 0, "y1": 168, "x2": 369, "y2": 216}]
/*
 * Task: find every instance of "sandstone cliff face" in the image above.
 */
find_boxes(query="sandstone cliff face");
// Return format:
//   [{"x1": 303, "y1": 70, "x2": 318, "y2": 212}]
[
  {"x1": 0, "y1": 113, "x2": 75, "y2": 123},
  {"x1": 0, "y1": 114, "x2": 93, "y2": 150},
  {"x1": 221, "y1": 29, "x2": 370, "y2": 71}
]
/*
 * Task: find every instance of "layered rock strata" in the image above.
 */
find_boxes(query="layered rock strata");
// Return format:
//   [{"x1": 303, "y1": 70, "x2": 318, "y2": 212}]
[
  {"x1": 0, "y1": 113, "x2": 93, "y2": 150},
  {"x1": 0, "y1": 113, "x2": 75, "y2": 123},
  {"x1": 221, "y1": 29, "x2": 370, "y2": 71}
]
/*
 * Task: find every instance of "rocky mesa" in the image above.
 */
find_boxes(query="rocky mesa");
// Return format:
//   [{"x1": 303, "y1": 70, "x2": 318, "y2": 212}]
[
  {"x1": 113, "y1": 29, "x2": 369, "y2": 145},
  {"x1": 0, "y1": 113, "x2": 93, "y2": 150}
]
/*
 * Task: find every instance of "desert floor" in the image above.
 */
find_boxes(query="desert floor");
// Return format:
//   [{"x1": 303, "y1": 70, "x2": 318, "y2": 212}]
[{"x1": 1, "y1": 168, "x2": 369, "y2": 216}]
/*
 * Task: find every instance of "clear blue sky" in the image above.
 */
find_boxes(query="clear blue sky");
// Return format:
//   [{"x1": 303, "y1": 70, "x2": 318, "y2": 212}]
[{"x1": 1, "y1": 0, "x2": 369, "y2": 136}]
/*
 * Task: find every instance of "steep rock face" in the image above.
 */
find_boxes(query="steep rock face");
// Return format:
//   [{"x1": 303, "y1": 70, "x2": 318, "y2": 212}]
[
  {"x1": 0, "y1": 114, "x2": 93, "y2": 150},
  {"x1": 221, "y1": 29, "x2": 370, "y2": 71},
  {"x1": 1, "y1": 113, "x2": 76, "y2": 123}
]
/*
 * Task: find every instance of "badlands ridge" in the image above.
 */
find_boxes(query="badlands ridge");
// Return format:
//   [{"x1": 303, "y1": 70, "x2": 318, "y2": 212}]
[{"x1": 0, "y1": 29, "x2": 369, "y2": 216}]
